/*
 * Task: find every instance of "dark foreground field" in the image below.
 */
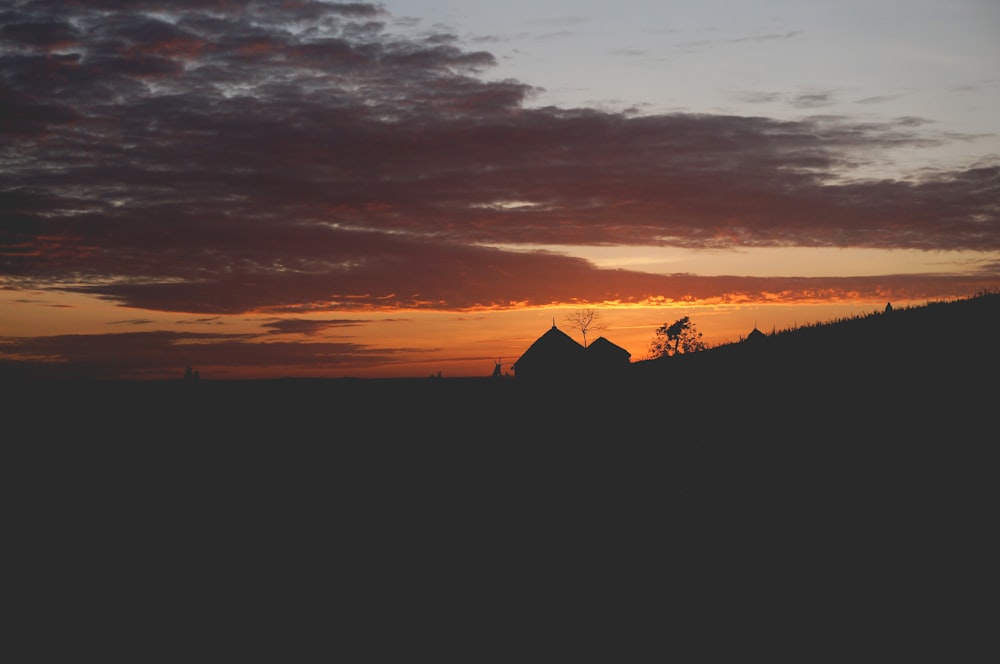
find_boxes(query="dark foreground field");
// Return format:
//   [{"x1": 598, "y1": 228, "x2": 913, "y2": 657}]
[{"x1": 7, "y1": 296, "x2": 996, "y2": 654}]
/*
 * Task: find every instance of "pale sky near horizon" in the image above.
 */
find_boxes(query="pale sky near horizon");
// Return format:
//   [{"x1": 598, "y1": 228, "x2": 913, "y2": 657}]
[
  {"x1": 1, "y1": 0, "x2": 997, "y2": 380},
  {"x1": 390, "y1": 0, "x2": 999, "y2": 160}
]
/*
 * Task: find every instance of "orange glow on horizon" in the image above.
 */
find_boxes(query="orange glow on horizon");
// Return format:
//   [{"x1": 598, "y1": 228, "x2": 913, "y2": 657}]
[{"x1": 0, "y1": 284, "x2": 988, "y2": 381}]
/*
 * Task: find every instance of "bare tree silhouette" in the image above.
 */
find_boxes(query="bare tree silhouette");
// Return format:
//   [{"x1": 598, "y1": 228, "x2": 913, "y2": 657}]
[{"x1": 563, "y1": 309, "x2": 608, "y2": 348}]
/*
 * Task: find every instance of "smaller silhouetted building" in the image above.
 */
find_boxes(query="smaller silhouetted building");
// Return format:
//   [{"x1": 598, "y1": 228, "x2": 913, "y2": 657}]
[{"x1": 586, "y1": 336, "x2": 631, "y2": 378}]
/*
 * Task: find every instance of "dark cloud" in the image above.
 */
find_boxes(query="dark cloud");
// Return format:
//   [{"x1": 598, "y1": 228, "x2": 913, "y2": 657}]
[
  {"x1": 108, "y1": 318, "x2": 155, "y2": 325},
  {"x1": 0, "y1": 328, "x2": 397, "y2": 380},
  {"x1": 0, "y1": 18, "x2": 81, "y2": 49},
  {"x1": 0, "y1": 0, "x2": 997, "y2": 322},
  {"x1": 261, "y1": 318, "x2": 368, "y2": 335}
]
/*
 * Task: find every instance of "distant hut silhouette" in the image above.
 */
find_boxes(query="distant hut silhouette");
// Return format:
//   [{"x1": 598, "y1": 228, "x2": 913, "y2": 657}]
[{"x1": 745, "y1": 327, "x2": 767, "y2": 343}]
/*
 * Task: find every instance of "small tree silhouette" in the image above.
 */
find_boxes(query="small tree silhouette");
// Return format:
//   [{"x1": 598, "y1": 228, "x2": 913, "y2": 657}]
[
  {"x1": 563, "y1": 309, "x2": 608, "y2": 348},
  {"x1": 649, "y1": 316, "x2": 706, "y2": 358}
]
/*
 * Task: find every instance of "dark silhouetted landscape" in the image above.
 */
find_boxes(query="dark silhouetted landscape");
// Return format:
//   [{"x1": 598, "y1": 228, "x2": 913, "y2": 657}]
[
  {"x1": 9, "y1": 292, "x2": 996, "y2": 650},
  {"x1": 11, "y1": 290, "x2": 994, "y2": 435}
]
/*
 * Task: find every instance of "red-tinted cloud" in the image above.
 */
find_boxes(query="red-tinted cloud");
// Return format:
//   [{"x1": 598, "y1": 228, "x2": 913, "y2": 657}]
[{"x1": 1, "y1": 0, "x2": 997, "y2": 320}]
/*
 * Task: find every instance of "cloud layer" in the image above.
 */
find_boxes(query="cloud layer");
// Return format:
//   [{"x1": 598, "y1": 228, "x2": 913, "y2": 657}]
[{"x1": 2, "y1": 1, "x2": 998, "y2": 324}]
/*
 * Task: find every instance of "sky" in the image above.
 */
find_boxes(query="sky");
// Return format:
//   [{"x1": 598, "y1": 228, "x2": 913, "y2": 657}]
[{"x1": 1, "y1": 0, "x2": 998, "y2": 381}]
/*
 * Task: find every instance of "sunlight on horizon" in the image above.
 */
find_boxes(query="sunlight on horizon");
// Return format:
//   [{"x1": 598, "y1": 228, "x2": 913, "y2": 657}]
[{"x1": 481, "y1": 244, "x2": 996, "y2": 278}]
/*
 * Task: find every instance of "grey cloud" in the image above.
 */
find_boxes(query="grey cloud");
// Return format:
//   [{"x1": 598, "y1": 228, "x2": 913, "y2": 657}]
[
  {"x1": 737, "y1": 91, "x2": 782, "y2": 104},
  {"x1": 727, "y1": 30, "x2": 802, "y2": 43},
  {"x1": 856, "y1": 94, "x2": 904, "y2": 105},
  {"x1": 791, "y1": 92, "x2": 834, "y2": 108}
]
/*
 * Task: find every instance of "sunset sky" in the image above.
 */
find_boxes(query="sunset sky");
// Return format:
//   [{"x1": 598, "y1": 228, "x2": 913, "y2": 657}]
[{"x1": 2, "y1": 0, "x2": 998, "y2": 380}]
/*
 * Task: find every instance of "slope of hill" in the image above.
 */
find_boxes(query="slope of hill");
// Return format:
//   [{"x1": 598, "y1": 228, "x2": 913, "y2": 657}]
[{"x1": 630, "y1": 290, "x2": 998, "y2": 415}]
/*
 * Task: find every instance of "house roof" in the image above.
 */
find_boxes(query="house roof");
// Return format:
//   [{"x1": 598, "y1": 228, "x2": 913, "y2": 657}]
[
  {"x1": 587, "y1": 336, "x2": 631, "y2": 359},
  {"x1": 515, "y1": 324, "x2": 584, "y2": 366}
]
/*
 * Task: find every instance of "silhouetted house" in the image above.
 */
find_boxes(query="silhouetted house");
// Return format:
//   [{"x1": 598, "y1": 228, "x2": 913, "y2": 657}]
[
  {"x1": 512, "y1": 324, "x2": 631, "y2": 384},
  {"x1": 586, "y1": 336, "x2": 632, "y2": 377},
  {"x1": 745, "y1": 327, "x2": 767, "y2": 343},
  {"x1": 513, "y1": 324, "x2": 586, "y2": 383}
]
